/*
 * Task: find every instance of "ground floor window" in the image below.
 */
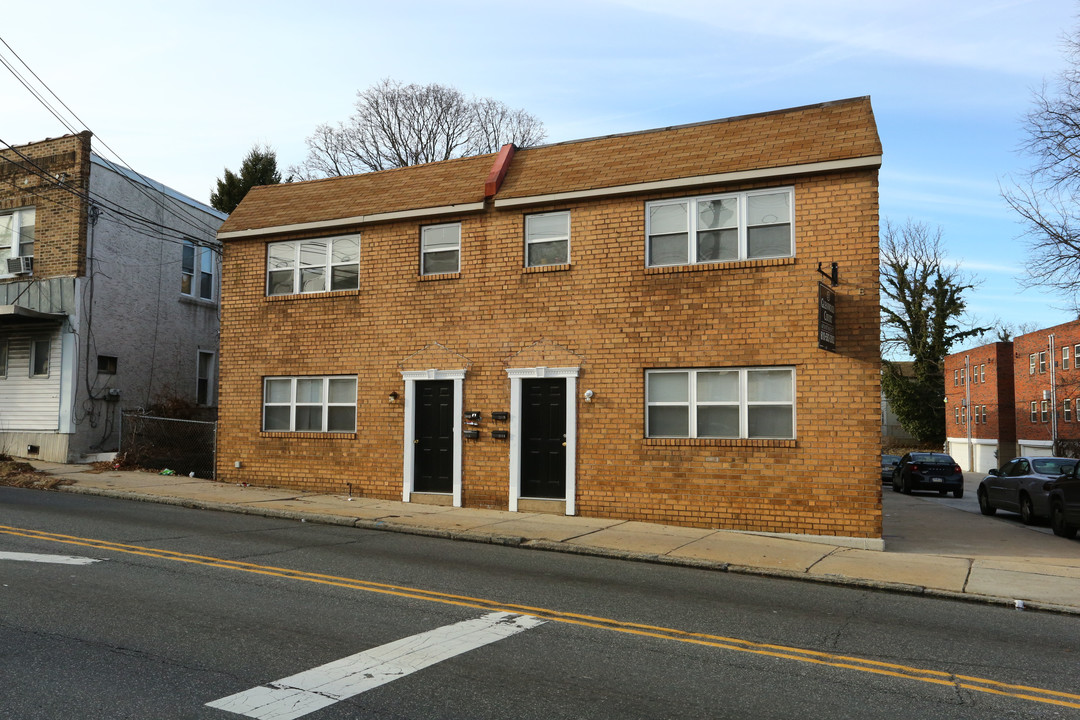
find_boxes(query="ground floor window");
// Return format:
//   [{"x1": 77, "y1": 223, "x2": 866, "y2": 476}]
[
  {"x1": 645, "y1": 367, "x2": 794, "y2": 439},
  {"x1": 262, "y1": 375, "x2": 357, "y2": 432},
  {"x1": 1065, "y1": 398, "x2": 1072, "y2": 422},
  {"x1": 197, "y1": 351, "x2": 215, "y2": 406}
]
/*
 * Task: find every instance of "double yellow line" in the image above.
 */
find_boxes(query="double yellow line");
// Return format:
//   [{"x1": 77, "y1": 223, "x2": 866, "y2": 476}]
[{"x1": 4, "y1": 523, "x2": 1079, "y2": 710}]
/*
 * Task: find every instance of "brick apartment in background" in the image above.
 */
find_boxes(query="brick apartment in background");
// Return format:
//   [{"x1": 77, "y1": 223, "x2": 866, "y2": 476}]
[
  {"x1": 1013, "y1": 320, "x2": 1080, "y2": 458},
  {"x1": 215, "y1": 97, "x2": 883, "y2": 544},
  {"x1": 0, "y1": 132, "x2": 225, "y2": 462},
  {"x1": 944, "y1": 343, "x2": 1016, "y2": 472}
]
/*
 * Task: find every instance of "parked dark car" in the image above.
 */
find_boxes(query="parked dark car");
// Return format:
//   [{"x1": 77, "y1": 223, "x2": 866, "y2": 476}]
[
  {"x1": 1048, "y1": 462, "x2": 1080, "y2": 539},
  {"x1": 977, "y1": 456, "x2": 1078, "y2": 524},
  {"x1": 891, "y1": 452, "x2": 964, "y2": 498},
  {"x1": 881, "y1": 454, "x2": 900, "y2": 483}
]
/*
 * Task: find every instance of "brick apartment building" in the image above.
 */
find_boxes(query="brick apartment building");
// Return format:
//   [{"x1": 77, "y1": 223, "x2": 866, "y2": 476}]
[
  {"x1": 1014, "y1": 320, "x2": 1080, "y2": 457},
  {"x1": 945, "y1": 319, "x2": 1080, "y2": 471},
  {"x1": 215, "y1": 97, "x2": 884, "y2": 545},
  {"x1": 944, "y1": 343, "x2": 1016, "y2": 472},
  {"x1": 1, "y1": 133, "x2": 224, "y2": 462}
]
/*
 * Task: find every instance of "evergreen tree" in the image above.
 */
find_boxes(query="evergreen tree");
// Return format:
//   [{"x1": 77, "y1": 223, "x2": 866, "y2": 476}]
[{"x1": 210, "y1": 144, "x2": 283, "y2": 214}]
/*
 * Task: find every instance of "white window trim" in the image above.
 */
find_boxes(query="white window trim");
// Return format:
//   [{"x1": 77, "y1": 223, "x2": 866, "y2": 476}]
[
  {"x1": 1031, "y1": 401, "x2": 1038, "y2": 423},
  {"x1": 1065, "y1": 398, "x2": 1072, "y2": 422},
  {"x1": 401, "y1": 368, "x2": 466, "y2": 508},
  {"x1": 1041, "y1": 400, "x2": 1049, "y2": 422},
  {"x1": 645, "y1": 187, "x2": 794, "y2": 267},
  {"x1": 505, "y1": 366, "x2": 578, "y2": 515},
  {"x1": 0, "y1": 206, "x2": 35, "y2": 278},
  {"x1": 196, "y1": 350, "x2": 216, "y2": 406},
  {"x1": 420, "y1": 222, "x2": 461, "y2": 276},
  {"x1": 645, "y1": 367, "x2": 795, "y2": 439},
  {"x1": 1064, "y1": 346, "x2": 1071, "y2": 371},
  {"x1": 1039, "y1": 352, "x2": 1047, "y2": 373},
  {"x1": 262, "y1": 375, "x2": 357, "y2": 433},
  {"x1": 181, "y1": 240, "x2": 216, "y2": 301},
  {"x1": 524, "y1": 211, "x2": 570, "y2": 267},
  {"x1": 266, "y1": 235, "x2": 360, "y2": 296},
  {"x1": 1030, "y1": 354, "x2": 1036, "y2": 374}
]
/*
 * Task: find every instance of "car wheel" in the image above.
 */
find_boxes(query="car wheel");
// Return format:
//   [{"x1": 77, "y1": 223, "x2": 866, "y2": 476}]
[
  {"x1": 953, "y1": 487, "x2": 964, "y2": 499},
  {"x1": 978, "y1": 487, "x2": 996, "y2": 516},
  {"x1": 1019, "y1": 494, "x2": 1035, "y2": 525},
  {"x1": 1051, "y1": 502, "x2": 1077, "y2": 539},
  {"x1": 891, "y1": 479, "x2": 899, "y2": 493},
  {"x1": 902, "y1": 476, "x2": 912, "y2": 495}
]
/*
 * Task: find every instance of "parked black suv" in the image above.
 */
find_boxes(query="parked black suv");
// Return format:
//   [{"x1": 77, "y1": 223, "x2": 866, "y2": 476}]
[{"x1": 1049, "y1": 463, "x2": 1080, "y2": 539}]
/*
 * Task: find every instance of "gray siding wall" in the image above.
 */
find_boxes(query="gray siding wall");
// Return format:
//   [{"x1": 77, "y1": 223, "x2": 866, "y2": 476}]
[{"x1": 67, "y1": 163, "x2": 223, "y2": 458}]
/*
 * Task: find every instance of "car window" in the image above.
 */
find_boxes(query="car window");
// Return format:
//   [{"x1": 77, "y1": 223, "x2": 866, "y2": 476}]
[
  {"x1": 998, "y1": 460, "x2": 1016, "y2": 476},
  {"x1": 1033, "y1": 459, "x2": 1061, "y2": 475},
  {"x1": 1010, "y1": 460, "x2": 1031, "y2": 476}
]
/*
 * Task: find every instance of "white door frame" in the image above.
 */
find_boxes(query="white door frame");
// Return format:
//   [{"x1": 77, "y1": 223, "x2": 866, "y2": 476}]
[
  {"x1": 401, "y1": 369, "x2": 465, "y2": 507},
  {"x1": 506, "y1": 366, "x2": 578, "y2": 515}
]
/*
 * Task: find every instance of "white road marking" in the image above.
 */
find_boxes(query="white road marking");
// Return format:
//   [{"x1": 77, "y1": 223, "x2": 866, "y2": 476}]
[
  {"x1": 206, "y1": 611, "x2": 545, "y2": 720},
  {"x1": 0, "y1": 551, "x2": 101, "y2": 565}
]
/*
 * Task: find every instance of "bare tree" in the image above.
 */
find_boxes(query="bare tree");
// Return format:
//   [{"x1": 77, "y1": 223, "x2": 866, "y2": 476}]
[
  {"x1": 1003, "y1": 29, "x2": 1080, "y2": 307},
  {"x1": 291, "y1": 79, "x2": 546, "y2": 179},
  {"x1": 880, "y1": 219, "x2": 989, "y2": 443}
]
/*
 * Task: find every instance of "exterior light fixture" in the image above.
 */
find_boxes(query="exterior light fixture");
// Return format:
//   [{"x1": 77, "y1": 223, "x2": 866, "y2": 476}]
[
  {"x1": 584, "y1": 389, "x2": 594, "y2": 402},
  {"x1": 388, "y1": 391, "x2": 399, "y2": 404}
]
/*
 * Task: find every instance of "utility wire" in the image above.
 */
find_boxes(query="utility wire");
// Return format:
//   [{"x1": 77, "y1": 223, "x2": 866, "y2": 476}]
[{"x1": 0, "y1": 35, "x2": 223, "y2": 237}]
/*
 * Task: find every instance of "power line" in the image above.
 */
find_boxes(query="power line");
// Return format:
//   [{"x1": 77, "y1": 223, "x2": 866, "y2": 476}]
[{"x1": 0, "y1": 34, "x2": 224, "y2": 237}]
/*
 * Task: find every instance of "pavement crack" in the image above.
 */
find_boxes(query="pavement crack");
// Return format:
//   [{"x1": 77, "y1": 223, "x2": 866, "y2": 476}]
[
  {"x1": 559, "y1": 520, "x2": 627, "y2": 544},
  {"x1": 804, "y1": 546, "x2": 843, "y2": 574},
  {"x1": 961, "y1": 559, "x2": 973, "y2": 593}
]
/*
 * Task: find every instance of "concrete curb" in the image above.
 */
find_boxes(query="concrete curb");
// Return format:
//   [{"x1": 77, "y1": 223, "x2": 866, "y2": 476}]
[{"x1": 57, "y1": 483, "x2": 1080, "y2": 617}]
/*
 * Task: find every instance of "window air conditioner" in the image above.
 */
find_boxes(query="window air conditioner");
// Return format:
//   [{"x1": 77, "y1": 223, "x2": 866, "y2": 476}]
[{"x1": 6, "y1": 256, "x2": 33, "y2": 275}]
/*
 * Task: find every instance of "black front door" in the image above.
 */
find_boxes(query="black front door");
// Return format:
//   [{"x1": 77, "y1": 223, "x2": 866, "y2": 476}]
[
  {"x1": 520, "y1": 379, "x2": 566, "y2": 499},
  {"x1": 414, "y1": 380, "x2": 454, "y2": 493}
]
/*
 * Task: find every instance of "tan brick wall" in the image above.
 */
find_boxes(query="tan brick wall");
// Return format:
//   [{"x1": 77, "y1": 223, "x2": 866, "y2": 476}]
[
  {"x1": 0, "y1": 132, "x2": 90, "y2": 280},
  {"x1": 217, "y1": 170, "x2": 882, "y2": 538}
]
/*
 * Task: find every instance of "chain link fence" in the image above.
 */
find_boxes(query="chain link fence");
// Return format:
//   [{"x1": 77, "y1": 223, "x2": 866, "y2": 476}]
[{"x1": 120, "y1": 413, "x2": 217, "y2": 479}]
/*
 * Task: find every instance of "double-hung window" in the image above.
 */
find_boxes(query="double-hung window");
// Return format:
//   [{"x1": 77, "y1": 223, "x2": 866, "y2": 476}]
[
  {"x1": 982, "y1": 405, "x2": 987, "y2": 423},
  {"x1": 197, "y1": 351, "x2": 215, "y2": 406},
  {"x1": 0, "y1": 337, "x2": 7, "y2": 377},
  {"x1": 262, "y1": 376, "x2": 357, "y2": 433},
  {"x1": 421, "y1": 223, "x2": 460, "y2": 275},
  {"x1": 1029, "y1": 354, "x2": 1037, "y2": 374},
  {"x1": 646, "y1": 367, "x2": 794, "y2": 439},
  {"x1": 1065, "y1": 398, "x2": 1072, "y2": 422},
  {"x1": 30, "y1": 339, "x2": 50, "y2": 377},
  {"x1": 181, "y1": 240, "x2": 215, "y2": 301},
  {"x1": 1030, "y1": 401, "x2": 1038, "y2": 423},
  {"x1": 1041, "y1": 400, "x2": 1049, "y2": 422},
  {"x1": 1, "y1": 207, "x2": 35, "y2": 274},
  {"x1": 1039, "y1": 352, "x2": 1047, "y2": 373},
  {"x1": 954, "y1": 407, "x2": 960, "y2": 424},
  {"x1": 267, "y1": 235, "x2": 360, "y2": 296},
  {"x1": 525, "y1": 211, "x2": 569, "y2": 267},
  {"x1": 1064, "y1": 346, "x2": 1071, "y2": 371},
  {"x1": 981, "y1": 364, "x2": 986, "y2": 382},
  {"x1": 646, "y1": 188, "x2": 792, "y2": 267},
  {"x1": 953, "y1": 369, "x2": 958, "y2": 386}
]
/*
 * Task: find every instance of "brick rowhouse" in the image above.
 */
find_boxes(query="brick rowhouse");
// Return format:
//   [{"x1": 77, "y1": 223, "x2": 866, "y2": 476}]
[{"x1": 215, "y1": 98, "x2": 884, "y2": 543}]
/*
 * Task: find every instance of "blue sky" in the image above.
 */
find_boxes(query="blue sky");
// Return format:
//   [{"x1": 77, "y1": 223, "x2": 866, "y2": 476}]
[{"x1": 2, "y1": 0, "x2": 1076, "y2": 338}]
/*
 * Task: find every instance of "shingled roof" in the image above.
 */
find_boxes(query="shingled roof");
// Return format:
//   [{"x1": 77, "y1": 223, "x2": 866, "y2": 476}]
[{"x1": 219, "y1": 97, "x2": 880, "y2": 238}]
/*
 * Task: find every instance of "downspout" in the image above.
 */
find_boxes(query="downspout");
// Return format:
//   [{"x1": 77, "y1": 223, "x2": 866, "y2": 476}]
[
  {"x1": 965, "y1": 354, "x2": 972, "y2": 471},
  {"x1": 1049, "y1": 333, "x2": 1057, "y2": 453}
]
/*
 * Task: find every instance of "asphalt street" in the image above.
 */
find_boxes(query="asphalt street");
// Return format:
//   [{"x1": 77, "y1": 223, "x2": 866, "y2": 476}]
[{"x1": 3, "y1": 487, "x2": 1079, "y2": 719}]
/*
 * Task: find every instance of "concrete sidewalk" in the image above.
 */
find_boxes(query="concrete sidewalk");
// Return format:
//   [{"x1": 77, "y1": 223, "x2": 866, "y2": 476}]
[{"x1": 25, "y1": 462, "x2": 1080, "y2": 615}]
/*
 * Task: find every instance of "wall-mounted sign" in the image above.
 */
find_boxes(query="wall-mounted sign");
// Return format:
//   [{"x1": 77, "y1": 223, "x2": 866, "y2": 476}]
[{"x1": 818, "y1": 282, "x2": 836, "y2": 352}]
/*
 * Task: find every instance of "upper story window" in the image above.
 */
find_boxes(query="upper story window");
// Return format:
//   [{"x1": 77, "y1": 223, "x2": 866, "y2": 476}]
[
  {"x1": 646, "y1": 188, "x2": 793, "y2": 267},
  {"x1": 1039, "y1": 351, "x2": 1047, "y2": 373},
  {"x1": 421, "y1": 223, "x2": 460, "y2": 275},
  {"x1": 182, "y1": 240, "x2": 215, "y2": 301},
  {"x1": 960, "y1": 367, "x2": 965, "y2": 385},
  {"x1": 1041, "y1": 399, "x2": 1050, "y2": 422},
  {"x1": 953, "y1": 369, "x2": 958, "y2": 386},
  {"x1": 646, "y1": 367, "x2": 794, "y2": 439},
  {"x1": 980, "y1": 364, "x2": 986, "y2": 382},
  {"x1": 1064, "y1": 346, "x2": 1071, "y2": 371},
  {"x1": 525, "y1": 211, "x2": 569, "y2": 267},
  {"x1": 1, "y1": 207, "x2": 36, "y2": 275},
  {"x1": 1065, "y1": 398, "x2": 1072, "y2": 422},
  {"x1": 267, "y1": 235, "x2": 360, "y2": 296},
  {"x1": 1030, "y1": 401, "x2": 1037, "y2": 423},
  {"x1": 1029, "y1": 354, "x2": 1037, "y2": 374}
]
